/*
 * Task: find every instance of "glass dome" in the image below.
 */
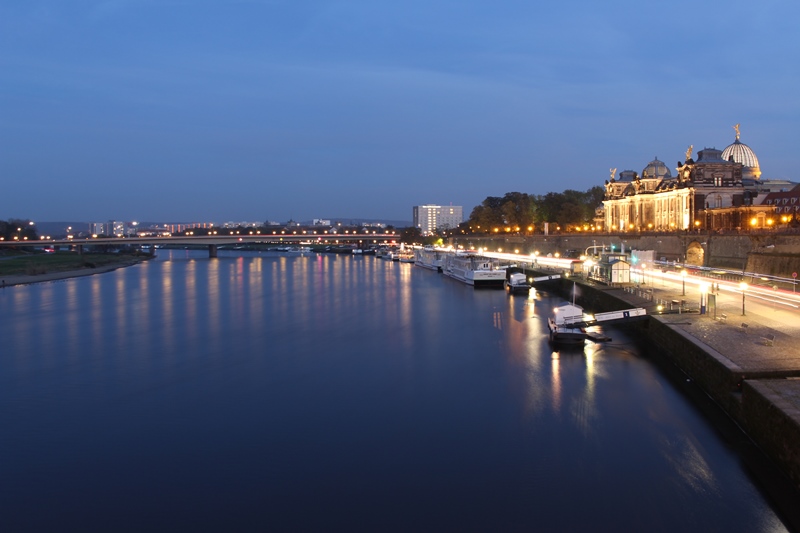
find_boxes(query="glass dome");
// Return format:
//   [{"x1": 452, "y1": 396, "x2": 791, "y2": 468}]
[{"x1": 641, "y1": 158, "x2": 672, "y2": 180}]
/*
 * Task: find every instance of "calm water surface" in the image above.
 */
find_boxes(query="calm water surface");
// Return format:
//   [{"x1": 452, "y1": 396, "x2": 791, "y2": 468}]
[{"x1": 0, "y1": 251, "x2": 791, "y2": 532}]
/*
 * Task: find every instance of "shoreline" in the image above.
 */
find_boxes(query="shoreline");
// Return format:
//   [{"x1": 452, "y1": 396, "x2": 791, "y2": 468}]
[{"x1": 0, "y1": 257, "x2": 149, "y2": 288}]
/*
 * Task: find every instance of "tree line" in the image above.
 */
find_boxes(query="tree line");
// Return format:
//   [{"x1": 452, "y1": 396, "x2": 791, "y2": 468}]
[
  {"x1": 0, "y1": 219, "x2": 39, "y2": 241},
  {"x1": 463, "y1": 187, "x2": 605, "y2": 234}
]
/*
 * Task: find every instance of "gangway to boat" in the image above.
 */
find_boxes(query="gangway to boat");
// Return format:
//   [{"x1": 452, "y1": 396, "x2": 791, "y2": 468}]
[
  {"x1": 562, "y1": 307, "x2": 647, "y2": 328},
  {"x1": 531, "y1": 274, "x2": 561, "y2": 283}
]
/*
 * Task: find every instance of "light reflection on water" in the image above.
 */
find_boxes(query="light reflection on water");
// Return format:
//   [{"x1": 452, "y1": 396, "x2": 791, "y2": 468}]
[{"x1": 0, "y1": 251, "x2": 790, "y2": 532}]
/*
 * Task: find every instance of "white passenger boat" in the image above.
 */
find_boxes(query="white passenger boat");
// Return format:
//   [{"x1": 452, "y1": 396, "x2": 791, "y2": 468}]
[
  {"x1": 504, "y1": 272, "x2": 531, "y2": 294},
  {"x1": 441, "y1": 254, "x2": 506, "y2": 288},
  {"x1": 414, "y1": 247, "x2": 443, "y2": 272},
  {"x1": 547, "y1": 302, "x2": 588, "y2": 345},
  {"x1": 287, "y1": 246, "x2": 312, "y2": 253},
  {"x1": 398, "y1": 251, "x2": 415, "y2": 263}
]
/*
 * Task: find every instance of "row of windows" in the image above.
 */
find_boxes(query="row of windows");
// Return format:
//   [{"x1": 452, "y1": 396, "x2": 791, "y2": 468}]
[{"x1": 765, "y1": 197, "x2": 798, "y2": 205}]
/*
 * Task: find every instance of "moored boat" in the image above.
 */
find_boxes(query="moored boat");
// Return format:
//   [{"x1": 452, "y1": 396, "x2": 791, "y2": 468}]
[
  {"x1": 441, "y1": 253, "x2": 506, "y2": 288},
  {"x1": 505, "y1": 272, "x2": 531, "y2": 294},
  {"x1": 287, "y1": 246, "x2": 312, "y2": 254},
  {"x1": 398, "y1": 251, "x2": 415, "y2": 263},
  {"x1": 547, "y1": 302, "x2": 588, "y2": 345},
  {"x1": 414, "y1": 247, "x2": 443, "y2": 272}
]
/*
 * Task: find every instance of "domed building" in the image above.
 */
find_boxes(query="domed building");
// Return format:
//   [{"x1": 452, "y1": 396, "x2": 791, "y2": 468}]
[
  {"x1": 642, "y1": 157, "x2": 672, "y2": 180},
  {"x1": 602, "y1": 126, "x2": 775, "y2": 233},
  {"x1": 721, "y1": 125, "x2": 761, "y2": 179}
]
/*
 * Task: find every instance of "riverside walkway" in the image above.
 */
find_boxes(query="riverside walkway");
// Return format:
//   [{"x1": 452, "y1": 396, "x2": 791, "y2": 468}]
[{"x1": 612, "y1": 282, "x2": 800, "y2": 376}]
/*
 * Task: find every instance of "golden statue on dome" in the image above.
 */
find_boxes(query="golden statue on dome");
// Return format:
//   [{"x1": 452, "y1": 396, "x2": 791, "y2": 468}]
[
  {"x1": 685, "y1": 145, "x2": 693, "y2": 161},
  {"x1": 609, "y1": 167, "x2": 616, "y2": 180},
  {"x1": 733, "y1": 123, "x2": 741, "y2": 140}
]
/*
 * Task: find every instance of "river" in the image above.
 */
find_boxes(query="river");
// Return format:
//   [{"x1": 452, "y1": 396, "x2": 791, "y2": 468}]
[{"x1": 0, "y1": 250, "x2": 792, "y2": 532}]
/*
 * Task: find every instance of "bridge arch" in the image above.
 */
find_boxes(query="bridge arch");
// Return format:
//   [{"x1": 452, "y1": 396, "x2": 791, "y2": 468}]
[{"x1": 686, "y1": 241, "x2": 705, "y2": 267}]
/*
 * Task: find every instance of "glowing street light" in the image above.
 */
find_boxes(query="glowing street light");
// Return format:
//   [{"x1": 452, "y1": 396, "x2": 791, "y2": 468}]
[{"x1": 700, "y1": 282, "x2": 710, "y2": 315}]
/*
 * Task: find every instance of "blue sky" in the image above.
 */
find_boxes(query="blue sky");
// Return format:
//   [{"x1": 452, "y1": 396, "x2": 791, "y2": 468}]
[{"x1": 2, "y1": 0, "x2": 799, "y2": 224}]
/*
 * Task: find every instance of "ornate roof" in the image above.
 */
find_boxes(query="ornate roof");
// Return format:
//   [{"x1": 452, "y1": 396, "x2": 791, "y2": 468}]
[
  {"x1": 641, "y1": 157, "x2": 672, "y2": 180},
  {"x1": 721, "y1": 125, "x2": 760, "y2": 179},
  {"x1": 721, "y1": 138, "x2": 759, "y2": 168}
]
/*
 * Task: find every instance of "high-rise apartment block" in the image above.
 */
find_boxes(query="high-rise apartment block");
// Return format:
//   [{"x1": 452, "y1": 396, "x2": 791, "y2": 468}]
[{"x1": 413, "y1": 205, "x2": 463, "y2": 235}]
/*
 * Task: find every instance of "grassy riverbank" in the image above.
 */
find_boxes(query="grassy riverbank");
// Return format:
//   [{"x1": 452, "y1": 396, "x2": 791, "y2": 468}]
[{"x1": 0, "y1": 251, "x2": 151, "y2": 277}]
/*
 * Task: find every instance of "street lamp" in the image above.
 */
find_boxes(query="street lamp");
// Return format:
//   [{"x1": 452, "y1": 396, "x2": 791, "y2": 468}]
[
  {"x1": 740, "y1": 282, "x2": 748, "y2": 316},
  {"x1": 681, "y1": 269, "x2": 687, "y2": 296},
  {"x1": 700, "y1": 282, "x2": 710, "y2": 315}
]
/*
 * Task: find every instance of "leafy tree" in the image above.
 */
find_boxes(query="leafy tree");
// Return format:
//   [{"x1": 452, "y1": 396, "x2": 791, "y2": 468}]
[
  {"x1": 465, "y1": 186, "x2": 604, "y2": 233},
  {"x1": 467, "y1": 196, "x2": 506, "y2": 232},
  {"x1": 0, "y1": 219, "x2": 39, "y2": 241},
  {"x1": 399, "y1": 226, "x2": 422, "y2": 243},
  {"x1": 499, "y1": 192, "x2": 536, "y2": 230}
]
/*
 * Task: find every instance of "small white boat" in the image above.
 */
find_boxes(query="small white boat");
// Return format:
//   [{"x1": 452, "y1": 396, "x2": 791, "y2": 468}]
[
  {"x1": 547, "y1": 302, "x2": 587, "y2": 345},
  {"x1": 398, "y1": 251, "x2": 415, "y2": 263},
  {"x1": 505, "y1": 272, "x2": 531, "y2": 294}
]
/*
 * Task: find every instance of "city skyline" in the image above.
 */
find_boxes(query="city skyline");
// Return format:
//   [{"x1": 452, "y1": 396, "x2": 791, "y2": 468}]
[{"x1": 3, "y1": 0, "x2": 799, "y2": 223}]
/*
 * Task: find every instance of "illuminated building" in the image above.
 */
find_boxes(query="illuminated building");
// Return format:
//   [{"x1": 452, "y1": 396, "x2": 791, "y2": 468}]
[
  {"x1": 602, "y1": 126, "x2": 776, "y2": 233},
  {"x1": 413, "y1": 204, "x2": 463, "y2": 236}
]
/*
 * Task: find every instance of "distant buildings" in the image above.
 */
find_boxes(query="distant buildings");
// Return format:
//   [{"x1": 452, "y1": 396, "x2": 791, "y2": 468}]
[
  {"x1": 84, "y1": 218, "x2": 400, "y2": 238},
  {"x1": 220, "y1": 221, "x2": 264, "y2": 229},
  {"x1": 90, "y1": 220, "x2": 138, "y2": 237},
  {"x1": 413, "y1": 205, "x2": 463, "y2": 236}
]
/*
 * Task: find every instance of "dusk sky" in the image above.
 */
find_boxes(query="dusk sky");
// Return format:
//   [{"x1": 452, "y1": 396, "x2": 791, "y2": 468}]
[{"x1": 2, "y1": 0, "x2": 799, "y2": 224}]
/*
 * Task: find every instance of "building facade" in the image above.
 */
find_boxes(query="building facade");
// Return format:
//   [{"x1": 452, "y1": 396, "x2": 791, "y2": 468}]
[
  {"x1": 413, "y1": 205, "x2": 463, "y2": 235},
  {"x1": 602, "y1": 128, "x2": 776, "y2": 233},
  {"x1": 761, "y1": 185, "x2": 800, "y2": 225}
]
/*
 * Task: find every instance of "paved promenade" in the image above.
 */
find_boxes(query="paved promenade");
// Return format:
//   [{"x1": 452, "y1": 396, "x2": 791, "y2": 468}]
[{"x1": 605, "y1": 280, "x2": 800, "y2": 398}]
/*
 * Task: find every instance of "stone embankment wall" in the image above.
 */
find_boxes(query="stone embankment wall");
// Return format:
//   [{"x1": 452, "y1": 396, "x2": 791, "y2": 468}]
[
  {"x1": 451, "y1": 233, "x2": 800, "y2": 278},
  {"x1": 702, "y1": 234, "x2": 751, "y2": 270},
  {"x1": 538, "y1": 275, "x2": 800, "y2": 489},
  {"x1": 644, "y1": 318, "x2": 745, "y2": 419},
  {"x1": 746, "y1": 253, "x2": 800, "y2": 278},
  {"x1": 742, "y1": 380, "x2": 800, "y2": 489}
]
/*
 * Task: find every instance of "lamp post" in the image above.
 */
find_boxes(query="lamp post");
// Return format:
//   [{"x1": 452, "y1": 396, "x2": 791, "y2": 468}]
[
  {"x1": 699, "y1": 282, "x2": 709, "y2": 315},
  {"x1": 740, "y1": 282, "x2": 748, "y2": 316},
  {"x1": 681, "y1": 269, "x2": 687, "y2": 296}
]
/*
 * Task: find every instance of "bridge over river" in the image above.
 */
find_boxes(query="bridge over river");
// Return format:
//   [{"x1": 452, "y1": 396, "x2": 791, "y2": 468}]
[{"x1": 0, "y1": 233, "x2": 400, "y2": 257}]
